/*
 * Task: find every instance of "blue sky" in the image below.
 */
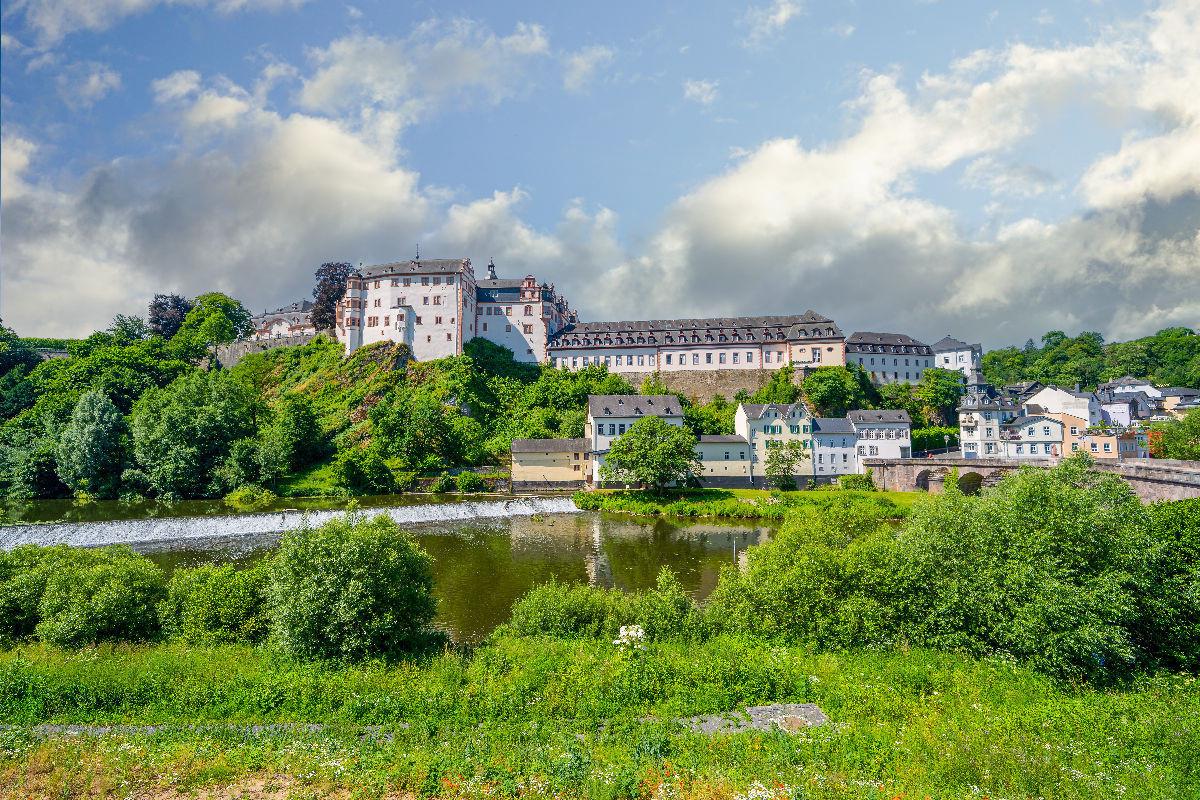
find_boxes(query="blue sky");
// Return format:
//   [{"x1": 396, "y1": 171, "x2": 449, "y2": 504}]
[{"x1": 2, "y1": 0, "x2": 1198, "y2": 347}]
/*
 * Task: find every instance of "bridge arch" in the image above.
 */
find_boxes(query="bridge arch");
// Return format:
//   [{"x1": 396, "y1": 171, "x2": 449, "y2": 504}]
[
  {"x1": 957, "y1": 471, "x2": 984, "y2": 495},
  {"x1": 915, "y1": 469, "x2": 933, "y2": 491}
]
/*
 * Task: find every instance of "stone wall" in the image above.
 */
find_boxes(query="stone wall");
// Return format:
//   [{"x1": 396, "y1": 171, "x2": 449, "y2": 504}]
[
  {"x1": 619, "y1": 367, "x2": 809, "y2": 401},
  {"x1": 214, "y1": 334, "x2": 319, "y2": 368}
]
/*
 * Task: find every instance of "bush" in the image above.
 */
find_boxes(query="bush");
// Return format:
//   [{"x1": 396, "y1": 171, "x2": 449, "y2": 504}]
[
  {"x1": 332, "y1": 446, "x2": 395, "y2": 495},
  {"x1": 455, "y1": 470, "x2": 486, "y2": 493},
  {"x1": 223, "y1": 485, "x2": 277, "y2": 509},
  {"x1": 430, "y1": 473, "x2": 456, "y2": 493},
  {"x1": 159, "y1": 562, "x2": 270, "y2": 645},
  {"x1": 34, "y1": 547, "x2": 166, "y2": 648},
  {"x1": 267, "y1": 511, "x2": 441, "y2": 661},
  {"x1": 0, "y1": 545, "x2": 99, "y2": 640},
  {"x1": 839, "y1": 469, "x2": 876, "y2": 491}
]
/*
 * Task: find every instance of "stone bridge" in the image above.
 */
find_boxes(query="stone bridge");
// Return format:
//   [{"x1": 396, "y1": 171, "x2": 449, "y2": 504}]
[{"x1": 862, "y1": 457, "x2": 1200, "y2": 502}]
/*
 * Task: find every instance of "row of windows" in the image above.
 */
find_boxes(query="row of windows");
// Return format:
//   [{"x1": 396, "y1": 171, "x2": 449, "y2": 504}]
[
  {"x1": 366, "y1": 276, "x2": 455, "y2": 288},
  {"x1": 857, "y1": 428, "x2": 909, "y2": 440},
  {"x1": 858, "y1": 357, "x2": 930, "y2": 368},
  {"x1": 557, "y1": 349, "x2": 803, "y2": 370},
  {"x1": 1014, "y1": 444, "x2": 1055, "y2": 454},
  {"x1": 815, "y1": 453, "x2": 850, "y2": 463}
]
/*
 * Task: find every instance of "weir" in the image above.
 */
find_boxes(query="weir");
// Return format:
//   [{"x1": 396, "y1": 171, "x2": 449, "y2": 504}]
[{"x1": 0, "y1": 496, "x2": 580, "y2": 550}]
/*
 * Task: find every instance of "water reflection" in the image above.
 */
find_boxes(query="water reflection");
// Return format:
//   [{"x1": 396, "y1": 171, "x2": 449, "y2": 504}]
[{"x1": 139, "y1": 511, "x2": 777, "y2": 643}]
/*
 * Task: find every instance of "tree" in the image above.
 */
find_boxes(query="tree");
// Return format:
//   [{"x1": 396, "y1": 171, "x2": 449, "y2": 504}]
[
  {"x1": 267, "y1": 511, "x2": 440, "y2": 661},
  {"x1": 598, "y1": 415, "x2": 701, "y2": 493},
  {"x1": 148, "y1": 294, "x2": 195, "y2": 339},
  {"x1": 749, "y1": 364, "x2": 802, "y2": 404},
  {"x1": 0, "y1": 321, "x2": 43, "y2": 377},
  {"x1": 54, "y1": 390, "x2": 128, "y2": 498},
  {"x1": 915, "y1": 368, "x2": 964, "y2": 426},
  {"x1": 802, "y1": 366, "x2": 871, "y2": 416},
  {"x1": 1148, "y1": 409, "x2": 1200, "y2": 460},
  {"x1": 877, "y1": 382, "x2": 926, "y2": 426},
  {"x1": 311, "y1": 262, "x2": 354, "y2": 331},
  {"x1": 371, "y1": 390, "x2": 456, "y2": 473},
  {"x1": 764, "y1": 440, "x2": 809, "y2": 490},
  {"x1": 171, "y1": 292, "x2": 253, "y2": 359},
  {"x1": 108, "y1": 315, "x2": 151, "y2": 345}
]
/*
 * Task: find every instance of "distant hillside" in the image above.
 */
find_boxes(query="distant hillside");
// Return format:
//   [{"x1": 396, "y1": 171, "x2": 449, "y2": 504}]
[{"x1": 982, "y1": 327, "x2": 1200, "y2": 391}]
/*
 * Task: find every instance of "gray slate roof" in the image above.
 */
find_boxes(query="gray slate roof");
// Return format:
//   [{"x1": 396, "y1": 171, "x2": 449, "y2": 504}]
[
  {"x1": 699, "y1": 435, "x2": 749, "y2": 444},
  {"x1": 848, "y1": 409, "x2": 912, "y2": 424},
  {"x1": 511, "y1": 438, "x2": 589, "y2": 453},
  {"x1": 587, "y1": 394, "x2": 682, "y2": 418},
  {"x1": 845, "y1": 331, "x2": 930, "y2": 354},
  {"x1": 252, "y1": 300, "x2": 314, "y2": 326},
  {"x1": 931, "y1": 335, "x2": 981, "y2": 352},
  {"x1": 739, "y1": 402, "x2": 808, "y2": 420},
  {"x1": 1162, "y1": 387, "x2": 1200, "y2": 397},
  {"x1": 358, "y1": 259, "x2": 469, "y2": 278},
  {"x1": 475, "y1": 278, "x2": 559, "y2": 304},
  {"x1": 1004, "y1": 415, "x2": 1059, "y2": 428},
  {"x1": 549, "y1": 312, "x2": 841, "y2": 350},
  {"x1": 811, "y1": 417, "x2": 854, "y2": 434}
]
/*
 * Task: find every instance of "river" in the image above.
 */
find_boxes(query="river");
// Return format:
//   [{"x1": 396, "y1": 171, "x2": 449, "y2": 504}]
[{"x1": 1, "y1": 496, "x2": 777, "y2": 642}]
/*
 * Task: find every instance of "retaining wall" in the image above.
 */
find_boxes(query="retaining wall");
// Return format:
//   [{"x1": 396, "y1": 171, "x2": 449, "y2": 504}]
[{"x1": 214, "y1": 334, "x2": 319, "y2": 368}]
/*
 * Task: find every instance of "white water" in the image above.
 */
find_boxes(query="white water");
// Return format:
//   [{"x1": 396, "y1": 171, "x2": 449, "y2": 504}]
[{"x1": 0, "y1": 497, "x2": 580, "y2": 550}]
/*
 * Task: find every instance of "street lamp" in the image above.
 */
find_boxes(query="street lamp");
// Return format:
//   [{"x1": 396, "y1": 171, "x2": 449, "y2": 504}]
[{"x1": 943, "y1": 434, "x2": 950, "y2": 454}]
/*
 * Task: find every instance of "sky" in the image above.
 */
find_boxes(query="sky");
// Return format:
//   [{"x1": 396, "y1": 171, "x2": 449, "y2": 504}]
[{"x1": 1, "y1": 0, "x2": 1198, "y2": 348}]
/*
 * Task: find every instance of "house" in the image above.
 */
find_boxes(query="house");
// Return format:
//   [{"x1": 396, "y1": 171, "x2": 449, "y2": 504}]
[
  {"x1": 1162, "y1": 387, "x2": 1200, "y2": 416},
  {"x1": 251, "y1": 300, "x2": 316, "y2": 340},
  {"x1": 510, "y1": 439, "x2": 590, "y2": 489},
  {"x1": 734, "y1": 402, "x2": 815, "y2": 484},
  {"x1": 999, "y1": 415, "x2": 1064, "y2": 459},
  {"x1": 810, "y1": 417, "x2": 857, "y2": 479},
  {"x1": 847, "y1": 409, "x2": 913, "y2": 460},
  {"x1": 694, "y1": 435, "x2": 752, "y2": 487},
  {"x1": 547, "y1": 312, "x2": 845, "y2": 374},
  {"x1": 1025, "y1": 385, "x2": 1102, "y2": 426},
  {"x1": 844, "y1": 332, "x2": 934, "y2": 385},
  {"x1": 335, "y1": 258, "x2": 573, "y2": 362},
  {"x1": 931, "y1": 335, "x2": 983, "y2": 383},
  {"x1": 1003, "y1": 381, "x2": 1044, "y2": 403},
  {"x1": 957, "y1": 376, "x2": 1022, "y2": 458},
  {"x1": 585, "y1": 394, "x2": 684, "y2": 487}
]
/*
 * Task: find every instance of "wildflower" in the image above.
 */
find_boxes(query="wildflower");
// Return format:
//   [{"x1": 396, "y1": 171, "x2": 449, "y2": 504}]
[{"x1": 614, "y1": 625, "x2": 647, "y2": 650}]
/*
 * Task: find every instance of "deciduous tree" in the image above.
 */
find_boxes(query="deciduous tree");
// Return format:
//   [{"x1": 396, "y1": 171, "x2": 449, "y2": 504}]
[
  {"x1": 54, "y1": 390, "x2": 128, "y2": 498},
  {"x1": 147, "y1": 294, "x2": 194, "y2": 339},
  {"x1": 311, "y1": 262, "x2": 354, "y2": 331},
  {"x1": 599, "y1": 415, "x2": 701, "y2": 493}
]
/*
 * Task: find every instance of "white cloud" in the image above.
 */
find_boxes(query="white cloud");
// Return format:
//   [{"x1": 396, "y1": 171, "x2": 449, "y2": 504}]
[
  {"x1": 562, "y1": 45, "x2": 614, "y2": 93},
  {"x1": 827, "y1": 22, "x2": 855, "y2": 38},
  {"x1": 683, "y1": 78, "x2": 718, "y2": 106},
  {"x1": 742, "y1": 0, "x2": 804, "y2": 47},
  {"x1": 55, "y1": 61, "x2": 121, "y2": 108},
  {"x1": 345, "y1": 4, "x2": 361, "y2": 19},
  {"x1": 151, "y1": 70, "x2": 202, "y2": 103},
  {"x1": 963, "y1": 156, "x2": 1058, "y2": 198},
  {"x1": 9, "y1": 0, "x2": 309, "y2": 48}
]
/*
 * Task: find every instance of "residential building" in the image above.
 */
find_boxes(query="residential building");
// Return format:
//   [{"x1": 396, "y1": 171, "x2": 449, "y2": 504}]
[
  {"x1": 848, "y1": 409, "x2": 913, "y2": 460},
  {"x1": 844, "y1": 332, "x2": 933, "y2": 385},
  {"x1": 510, "y1": 438, "x2": 590, "y2": 489},
  {"x1": 1162, "y1": 387, "x2": 1200, "y2": 416},
  {"x1": 251, "y1": 300, "x2": 315, "y2": 340},
  {"x1": 585, "y1": 394, "x2": 684, "y2": 487},
  {"x1": 931, "y1": 335, "x2": 983, "y2": 383},
  {"x1": 957, "y1": 376, "x2": 1022, "y2": 458},
  {"x1": 335, "y1": 258, "x2": 572, "y2": 362},
  {"x1": 999, "y1": 415, "x2": 1064, "y2": 459},
  {"x1": 694, "y1": 435, "x2": 752, "y2": 487},
  {"x1": 810, "y1": 417, "x2": 857, "y2": 478},
  {"x1": 1025, "y1": 385, "x2": 1102, "y2": 426},
  {"x1": 548, "y1": 312, "x2": 845, "y2": 374},
  {"x1": 1096, "y1": 390, "x2": 1157, "y2": 427},
  {"x1": 734, "y1": 402, "x2": 815, "y2": 484},
  {"x1": 1002, "y1": 381, "x2": 1044, "y2": 403}
]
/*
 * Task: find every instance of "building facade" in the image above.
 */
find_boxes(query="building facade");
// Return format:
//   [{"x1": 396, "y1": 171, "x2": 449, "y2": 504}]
[
  {"x1": 734, "y1": 402, "x2": 815, "y2": 483},
  {"x1": 252, "y1": 300, "x2": 316, "y2": 340},
  {"x1": 810, "y1": 417, "x2": 857, "y2": 478},
  {"x1": 335, "y1": 258, "x2": 572, "y2": 362},
  {"x1": 694, "y1": 435, "x2": 752, "y2": 487},
  {"x1": 847, "y1": 409, "x2": 913, "y2": 460},
  {"x1": 958, "y1": 376, "x2": 1022, "y2": 458},
  {"x1": 585, "y1": 394, "x2": 684, "y2": 486},
  {"x1": 845, "y1": 332, "x2": 933, "y2": 385},
  {"x1": 510, "y1": 438, "x2": 590, "y2": 489},
  {"x1": 547, "y1": 312, "x2": 845, "y2": 375},
  {"x1": 931, "y1": 335, "x2": 983, "y2": 383},
  {"x1": 999, "y1": 415, "x2": 1064, "y2": 458}
]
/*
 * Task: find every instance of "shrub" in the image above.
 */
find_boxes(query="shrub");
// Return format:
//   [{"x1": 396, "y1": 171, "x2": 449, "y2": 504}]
[
  {"x1": 0, "y1": 545, "x2": 99, "y2": 640},
  {"x1": 430, "y1": 473, "x2": 456, "y2": 493},
  {"x1": 839, "y1": 469, "x2": 876, "y2": 491},
  {"x1": 267, "y1": 511, "x2": 440, "y2": 661},
  {"x1": 34, "y1": 547, "x2": 166, "y2": 648},
  {"x1": 455, "y1": 470, "x2": 486, "y2": 493},
  {"x1": 332, "y1": 446, "x2": 395, "y2": 495},
  {"x1": 159, "y1": 561, "x2": 270, "y2": 645},
  {"x1": 223, "y1": 485, "x2": 277, "y2": 509},
  {"x1": 1133, "y1": 498, "x2": 1200, "y2": 671}
]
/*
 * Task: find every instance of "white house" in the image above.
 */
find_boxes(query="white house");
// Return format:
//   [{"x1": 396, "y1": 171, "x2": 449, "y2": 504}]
[
  {"x1": 585, "y1": 394, "x2": 684, "y2": 486},
  {"x1": 810, "y1": 417, "x2": 857, "y2": 479},
  {"x1": 931, "y1": 335, "x2": 983, "y2": 383},
  {"x1": 251, "y1": 300, "x2": 315, "y2": 340},
  {"x1": 957, "y1": 376, "x2": 1022, "y2": 458},
  {"x1": 847, "y1": 409, "x2": 913, "y2": 460},
  {"x1": 999, "y1": 415, "x2": 1064, "y2": 459},
  {"x1": 1025, "y1": 385, "x2": 1102, "y2": 427},
  {"x1": 734, "y1": 402, "x2": 815, "y2": 484},
  {"x1": 845, "y1": 332, "x2": 934, "y2": 385},
  {"x1": 694, "y1": 435, "x2": 752, "y2": 487}
]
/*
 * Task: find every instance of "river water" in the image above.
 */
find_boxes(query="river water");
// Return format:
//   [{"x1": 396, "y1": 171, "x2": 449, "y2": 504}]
[{"x1": 0, "y1": 496, "x2": 776, "y2": 642}]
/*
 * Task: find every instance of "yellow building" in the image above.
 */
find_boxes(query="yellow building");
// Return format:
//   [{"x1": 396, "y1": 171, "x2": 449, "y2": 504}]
[
  {"x1": 695, "y1": 435, "x2": 752, "y2": 487},
  {"x1": 511, "y1": 438, "x2": 590, "y2": 489}
]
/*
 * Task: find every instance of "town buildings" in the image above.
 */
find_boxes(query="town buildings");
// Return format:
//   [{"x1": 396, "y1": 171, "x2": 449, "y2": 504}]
[
  {"x1": 734, "y1": 402, "x2": 814, "y2": 483},
  {"x1": 932, "y1": 335, "x2": 983, "y2": 383},
  {"x1": 847, "y1": 409, "x2": 915, "y2": 459},
  {"x1": 584, "y1": 394, "x2": 684, "y2": 487},
  {"x1": 510, "y1": 438, "x2": 590, "y2": 489},
  {"x1": 844, "y1": 332, "x2": 933, "y2": 385},
  {"x1": 334, "y1": 259, "x2": 573, "y2": 363},
  {"x1": 547, "y1": 313, "x2": 845, "y2": 374},
  {"x1": 251, "y1": 300, "x2": 316, "y2": 340}
]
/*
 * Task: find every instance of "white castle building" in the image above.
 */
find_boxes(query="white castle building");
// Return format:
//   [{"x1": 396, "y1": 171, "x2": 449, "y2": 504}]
[
  {"x1": 251, "y1": 300, "x2": 316, "y2": 340},
  {"x1": 334, "y1": 259, "x2": 573, "y2": 362}
]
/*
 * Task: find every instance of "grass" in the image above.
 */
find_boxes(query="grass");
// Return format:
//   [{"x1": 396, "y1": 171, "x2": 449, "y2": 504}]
[
  {"x1": 276, "y1": 458, "x2": 343, "y2": 498},
  {"x1": 573, "y1": 489, "x2": 919, "y2": 521},
  {"x1": 1, "y1": 638, "x2": 1196, "y2": 799}
]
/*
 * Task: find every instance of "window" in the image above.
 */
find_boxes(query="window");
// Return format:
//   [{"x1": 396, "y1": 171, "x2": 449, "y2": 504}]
[
  {"x1": 446, "y1": 276, "x2": 454, "y2": 285},
  {"x1": 505, "y1": 307, "x2": 512, "y2": 316},
  {"x1": 524, "y1": 305, "x2": 532, "y2": 316},
  {"x1": 692, "y1": 354, "x2": 699, "y2": 365},
  {"x1": 523, "y1": 324, "x2": 533, "y2": 334},
  {"x1": 1103, "y1": 443, "x2": 1112, "y2": 452},
  {"x1": 1016, "y1": 444, "x2": 1023, "y2": 454},
  {"x1": 1043, "y1": 426, "x2": 1051, "y2": 436},
  {"x1": 719, "y1": 353, "x2": 726, "y2": 364},
  {"x1": 724, "y1": 452, "x2": 730, "y2": 460},
  {"x1": 403, "y1": 277, "x2": 411, "y2": 286},
  {"x1": 398, "y1": 296, "x2": 406, "y2": 306},
  {"x1": 446, "y1": 333, "x2": 453, "y2": 341},
  {"x1": 416, "y1": 316, "x2": 422, "y2": 324},
  {"x1": 433, "y1": 296, "x2": 442, "y2": 305},
  {"x1": 431, "y1": 277, "x2": 440, "y2": 286},
  {"x1": 747, "y1": 352, "x2": 753, "y2": 363},
  {"x1": 618, "y1": 424, "x2": 626, "y2": 434},
  {"x1": 666, "y1": 354, "x2": 673, "y2": 365},
  {"x1": 435, "y1": 316, "x2": 443, "y2": 324},
  {"x1": 423, "y1": 297, "x2": 429, "y2": 305},
  {"x1": 573, "y1": 464, "x2": 580, "y2": 472},
  {"x1": 1072, "y1": 442, "x2": 1079, "y2": 451},
  {"x1": 374, "y1": 298, "x2": 381, "y2": 307},
  {"x1": 706, "y1": 353, "x2": 712, "y2": 364},
  {"x1": 482, "y1": 323, "x2": 488, "y2": 331},
  {"x1": 1090, "y1": 443, "x2": 1098, "y2": 452},
  {"x1": 367, "y1": 316, "x2": 379, "y2": 327},
  {"x1": 765, "y1": 352, "x2": 772, "y2": 364},
  {"x1": 572, "y1": 357, "x2": 578, "y2": 368},
  {"x1": 638, "y1": 355, "x2": 645, "y2": 366},
  {"x1": 1070, "y1": 426, "x2": 1078, "y2": 435},
  {"x1": 732, "y1": 353, "x2": 739, "y2": 364},
  {"x1": 426, "y1": 335, "x2": 431, "y2": 342},
  {"x1": 421, "y1": 277, "x2": 429, "y2": 285},
  {"x1": 505, "y1": 325, "x2": 511, "y2": 332},
  {"x1": 383, "y1": 316, "x2": 389, "y2": 326}
]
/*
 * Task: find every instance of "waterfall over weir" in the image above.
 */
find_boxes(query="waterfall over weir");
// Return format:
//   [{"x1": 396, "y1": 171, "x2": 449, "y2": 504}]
[{"x1": 0, "y1": 497, "x2": 580, "y2": 550}]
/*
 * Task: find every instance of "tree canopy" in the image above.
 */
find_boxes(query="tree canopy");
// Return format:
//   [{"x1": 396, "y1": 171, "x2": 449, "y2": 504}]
[
  {"x1": 599, "y1": 415, "x2": 701, "y2": 493},
  {"x1": 311, "y1": 262, "x2": 354, "y2": 331}
]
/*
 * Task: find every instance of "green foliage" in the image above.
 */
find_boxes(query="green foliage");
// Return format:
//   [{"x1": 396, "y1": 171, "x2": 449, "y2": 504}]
[
  {"x1": 801, "y1": 365, "x2": 875, "y2": 416},
  {"x1": 1, "y1": 323, "x2": 44, "y2": 377},
  {"x1": 876, "y1": 382, "x2": 927, "y2": 426},
  {"x1": 331, "y1": 445, "x2": 395, "y2": 494},
  {"x1": 223, "y1": 484, "x2": 278, "y2": 509},
  {"x1": 838, "y1": 469, "x2": 876, "y2": 491},
  {"x1": 429, "y1": 472, "x2": 456, "y2": 493},
  {"x1": 915, "y1": 368, "x2": 964, "y2": 425},
  {"x1": 1148, "y1": 408, "x2": 1200, "y2": 459},
  {"x1": 262, "y1": 393, "x2": 324, "y2": 471},
  {"x1": 33, "y1": 547, "x2": 166, "y2": 649},
  {"x1": 747, "y1": 364, "x2": 801, "y2": 405},
  {"x1": 54, "y1": 390, "x2": 128, "y2": 499},
  {"x1": 571, "y1": 488, "x2": 908, "y2": 520},
  {"x1": 1134, "y1": 498, "x2": 1200, "y2": 671},
  {"x1": 911, "y1": 425, "x2": 959, "y2": 452},
  {"x1": 159, "y1": 562, "x2": 270, "y2": 645},
  {"x1": 130, "y1": 370, "x2": 257, "y2": 498},
  {"x1": 0, "y1": 545, "x2": 102, "y2": 640},
  {"x1": 599, "y1": 416, "x2": 701, "y2": 493},
  {"x1": 764, "y1": 440, "x2": 809, "y2": 489},
  {"x1": 171, "y1": 292, "x2": 254, "y2": 357},
  {"x1": 266, "y1": 512, "x2": 440, "y2": 661},
  {"x1": 455, "y1": 470, "x2": 486, "y2": 492}
]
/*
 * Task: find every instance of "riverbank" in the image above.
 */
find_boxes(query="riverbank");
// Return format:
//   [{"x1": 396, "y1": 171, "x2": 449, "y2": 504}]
[
  {"x1": 573, "y1": 488, "x2": 920, "y2": 520},
  {"x1": 1, "y1": 639, "x2": 1195, "y2": 799}
]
